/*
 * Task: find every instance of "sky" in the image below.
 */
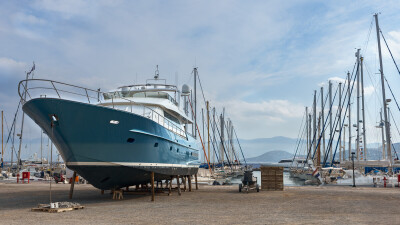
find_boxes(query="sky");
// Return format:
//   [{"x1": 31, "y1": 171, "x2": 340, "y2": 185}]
[{"x1": 1, "y1": 0, "x2": 400, "y2": 160}]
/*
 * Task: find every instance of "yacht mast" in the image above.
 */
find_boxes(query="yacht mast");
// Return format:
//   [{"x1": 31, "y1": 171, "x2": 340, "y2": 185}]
[
  {"x1": 219, "y1": 109, "x2": 225, "y2": 164},
  {"x1": 207, "y1": 101, "x2": 210, "y2": 167},
  {"x1": 360, "y1": 56, "x2": 367, "y2": 160},
  {"x1": 374, "y1": 13, "x2": 392, "y2": 173},
  {"x1": 308, "y1": 113, "x2": 312, "y2": 160},
  {"x1": 329, "y1": 81, "x2": 333, "y2": 163},
  {"x1": 1, "y1": 111, "x2": 3, "y2": 171},
  {"x1": 316, "y1": 112, "x2": 321, "y2": 167},
  {"x1": 338, "y1": 82, "x2": 342, "y2": 163},
  {"x1": 306, "y1": 107, "x2": 309, "y2": 154},
  {"x1": 347, "y1": 72, "x2": 352, "y2": 161},
  {"x1": 313, "y1": 90, "x2": 317, "y2": 159},
  {"x1": 380, "y1": 109, "x2": 385, "y2": 160},
  {"x1": 356, "y1": 49, "x2": 361, "y2": 161},
  {"x1": 193, "y1": 68, "x2": 197, "y2": 139},
  {"x1": 320, "y1": 87, "x2": 325, "y2": 160}
]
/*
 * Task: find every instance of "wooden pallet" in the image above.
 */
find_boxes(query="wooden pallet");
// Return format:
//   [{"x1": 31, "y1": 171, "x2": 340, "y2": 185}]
[{"x1": 31, "y1": 205, "x2": 84, "y2": 213}]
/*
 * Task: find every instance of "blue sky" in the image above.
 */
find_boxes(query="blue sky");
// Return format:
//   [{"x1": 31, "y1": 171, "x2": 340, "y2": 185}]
[{"x1": 1, "y1": 1, "x2": 400, "y2": 160}]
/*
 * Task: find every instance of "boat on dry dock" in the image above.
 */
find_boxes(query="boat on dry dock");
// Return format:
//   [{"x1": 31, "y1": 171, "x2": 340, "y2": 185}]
[{"x1": 19, "y1": 67, "x2": 201, "y2": 190}]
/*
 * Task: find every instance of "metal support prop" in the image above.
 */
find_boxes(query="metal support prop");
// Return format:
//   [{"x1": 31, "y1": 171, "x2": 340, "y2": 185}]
[
  {"x1": 177, "y1": 175, "x2": 181, "y2": 196},
  {"x1": 183, "y1": 176, "x2": 187, "y2": 191},
  {"x1": 188, "y1": 175, "x2": 192, "y2": 192},
  {"x1": 195, "y1": 173, "x2": 198, "y2": 190},
  {"x1": 69, "y1": 171, "x2": 77, "y2": 199},
  {"x1": 151, "y1": 172, "x2": 155, "y2": 201}
]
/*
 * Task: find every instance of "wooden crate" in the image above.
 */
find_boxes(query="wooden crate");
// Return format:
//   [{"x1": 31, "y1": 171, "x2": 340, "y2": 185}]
[{"x1": 260, "y1": 166, "x2": 284, "y2": 191}]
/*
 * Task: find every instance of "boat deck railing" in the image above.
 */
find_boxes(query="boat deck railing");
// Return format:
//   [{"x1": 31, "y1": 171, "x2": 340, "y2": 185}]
[{"x1": 18, "y1": 79, "x2": 187, "y2": 139}]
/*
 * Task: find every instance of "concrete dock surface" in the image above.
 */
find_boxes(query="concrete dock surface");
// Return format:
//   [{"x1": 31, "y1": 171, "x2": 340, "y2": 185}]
[{"x1": 1, "y1": 182, "x2": 400, "y2": 225}]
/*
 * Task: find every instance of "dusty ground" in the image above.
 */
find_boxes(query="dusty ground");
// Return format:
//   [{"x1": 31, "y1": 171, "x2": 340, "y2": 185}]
[{"x1": 0, "y1": 181, "x2": 400, "y2": 225}]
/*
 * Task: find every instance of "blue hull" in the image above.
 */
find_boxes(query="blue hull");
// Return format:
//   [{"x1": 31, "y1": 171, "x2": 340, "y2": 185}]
[{"x1": 23, "y1": 98, "x2": 200, "y2": 190}]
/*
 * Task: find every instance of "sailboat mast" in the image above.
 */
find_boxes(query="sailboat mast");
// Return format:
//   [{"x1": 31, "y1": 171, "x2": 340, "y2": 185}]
[
  {"x1": 360, "y1": 56, "x2": 367, "y2": 160},
  {"x1": 1, "y1": 110, "x2": 3, "y2": 171},
  {"x1": 193, "y1": 68, "x2": 197, "y2": 139},
  {"x1": 347, "y1": 72, "x2": 352, "y2": 160},
  {"x1": 320, "y1": 87, "x2": 325, "y2": 160},
  {"x1": 207, "y1": 101, "x2": 210, "y2": 167},
  {"x1": 380, "y1": 109, "x2": 385, "y2": 160},
  {"x1": 356, "y1": 49, "x2": 361, "y2": 161},
  {"x1": 317, "y1": 112, "x2": 321, "y2": 167},
  {"x1": 308, "y1": 113, "x2": 312, "y2": 160},
  {"x1": 201, "y1": 108, "x2": 204, "y2": 164},
  {"x1": 212, "y1": 107, "x2": 216, "y2": 168},
  {"x1": 313, "y1": 90, "x2": 317, "y2": 158},
  {"x1": 306, "y1": 107, "x2": 309, "y2": 153},
  {"x1": 329, "y1": 81, "x2": 333, "y2": 163},
  {"x1": 338, "y1": 82, "x2": 342, "y2": 163},
  {"x1": 220, "y1": 109, "x2": 225, "y2": 164},
  {"x1": 374, "y1": 13, "x2": 392, "y2": 172}
]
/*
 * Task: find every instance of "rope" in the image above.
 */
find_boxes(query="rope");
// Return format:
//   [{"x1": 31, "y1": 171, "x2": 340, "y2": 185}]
[
  {"x1": 213, "y1": 110, "x2": 233, "y2": 169},
  {"x1": 232, "y1": 125, "x2": 247, "y2": 166},
  {"x1": 222, "y1": 119, "x2": 240, "y2": 165},
  {"x1": 384, "y1": 76, "x2": 400, "y2": 112},
  {"x1": 330, "y1": 66, "x2": 359, "y2": 168},
  {"x1": 188, "y1": 98, "x2": 212, "y2": 174},
  {"x1": 389, "y1": 110, "x2": 400, "y2": 160},
  {"x1": 291, "y1": 109, "x2": 306, "y2": 167},
  {"x1": 380, "y1": 29, "x2": 400, "y2": 76}
]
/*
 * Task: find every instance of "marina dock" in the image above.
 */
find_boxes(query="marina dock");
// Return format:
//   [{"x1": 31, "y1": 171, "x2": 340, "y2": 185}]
[
  {"x1": 1, "y1": 182, "x2": 400, "y2": 224},
  {"x1": 2, "y1": 2, "x2": 400, "y2": 224}
]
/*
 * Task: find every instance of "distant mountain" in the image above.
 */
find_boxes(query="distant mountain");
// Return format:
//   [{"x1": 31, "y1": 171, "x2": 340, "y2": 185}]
[
  {"x1": 239, "y1": 136, "x2": 298, "y2": 158},
  {"x1": 238, "y1": 136, "x2": 400, "y2": 162},
  {"x1": 246, "y1": 150, "x2": 293, "y2": 163}
]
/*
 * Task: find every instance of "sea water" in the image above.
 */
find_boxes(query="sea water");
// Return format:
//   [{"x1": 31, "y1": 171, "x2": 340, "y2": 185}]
[{"x1": 230, "y1": 171, "x2": 305, "y2": 186}]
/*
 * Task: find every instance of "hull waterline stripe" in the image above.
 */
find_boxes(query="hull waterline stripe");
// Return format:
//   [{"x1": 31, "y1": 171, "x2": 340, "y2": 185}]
[{"x1": 66, "y1": 162, "x2": 199, "y2": 168}]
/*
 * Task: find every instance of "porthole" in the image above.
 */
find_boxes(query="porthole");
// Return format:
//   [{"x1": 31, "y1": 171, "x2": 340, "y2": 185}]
[
  {"x1": 170, "y1": 146, "x2": 173, "y2": 151},
  {"x1": 127, "y1": 138, "x2": 135, "y2": 143},
  {"x1": 177, "y1": 149, "x2": 179, "y2": 153},
  {"x1": 154, "y1": 143, "x2": 158, "y2": 147}
]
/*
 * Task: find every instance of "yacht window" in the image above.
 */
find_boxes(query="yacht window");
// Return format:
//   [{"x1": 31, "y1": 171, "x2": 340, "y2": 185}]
[{"x1": 164, "y1": 111, "x2": 180, "y2": 124}]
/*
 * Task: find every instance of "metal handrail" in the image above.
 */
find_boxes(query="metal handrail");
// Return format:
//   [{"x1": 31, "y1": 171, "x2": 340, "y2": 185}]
[{"x1": 18, "y1": 79, "x2": 187, "y2": 139}]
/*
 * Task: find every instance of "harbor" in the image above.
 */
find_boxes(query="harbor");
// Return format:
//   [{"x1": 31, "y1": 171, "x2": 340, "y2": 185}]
[{"x1": 1, "y1": 1, "x2": 400, "y2": 224}]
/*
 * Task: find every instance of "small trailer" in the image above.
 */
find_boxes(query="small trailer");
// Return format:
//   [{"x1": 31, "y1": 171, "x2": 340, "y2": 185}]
[{"x1": 239, "y1": 170, "x2": 260, "y2": 193}]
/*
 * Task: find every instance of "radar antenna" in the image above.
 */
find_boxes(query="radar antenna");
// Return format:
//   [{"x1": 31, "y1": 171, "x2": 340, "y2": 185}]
[{"x1": 154, "y1": 65, "x2": 159, "y2": 79}]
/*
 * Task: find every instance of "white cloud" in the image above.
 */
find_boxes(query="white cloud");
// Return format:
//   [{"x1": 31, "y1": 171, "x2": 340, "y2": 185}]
[
  {"x1": 386, "y1": 30, "x2": 400, "y2": 59},
  {"x1": 364, "y1": 85, "x2": 375, "y2": 96},
  {"x1": 0, "y1": 57, "x2": 27, "y2": 77},
  {"x1": 13, "y1": 13, "x2": 46, "y2": 25},
  {"x1": 228, "y1": 100, "x2": 303, "y2": 119}
]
